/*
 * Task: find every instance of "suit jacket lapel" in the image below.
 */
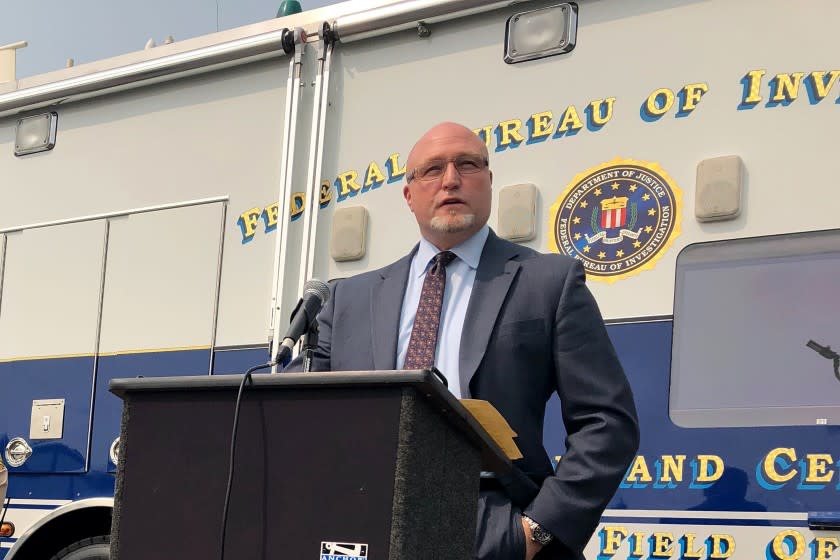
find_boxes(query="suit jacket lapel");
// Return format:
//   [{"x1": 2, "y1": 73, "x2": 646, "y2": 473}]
[
  {"x1": 371, "y1": 249, "x2": 415, "y2": 370},
  {"x1": 459, "y1": 231, "x2": 521, "y2": 392}
]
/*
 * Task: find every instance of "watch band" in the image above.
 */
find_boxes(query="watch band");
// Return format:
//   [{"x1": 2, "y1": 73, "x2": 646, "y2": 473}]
[{"x1": 522, "y1": 515, "x2": 554, "y2": 546}]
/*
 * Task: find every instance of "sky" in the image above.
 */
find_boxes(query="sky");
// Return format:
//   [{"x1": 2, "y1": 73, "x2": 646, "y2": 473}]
[{"x1": 0, "y1": 0, "x2": 339, "y2": 79}]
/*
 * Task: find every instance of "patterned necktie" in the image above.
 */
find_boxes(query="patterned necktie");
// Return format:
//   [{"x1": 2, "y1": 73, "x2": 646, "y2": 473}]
[{"x1": 403, "y1": 251, "x2": 457, "y2": 370}]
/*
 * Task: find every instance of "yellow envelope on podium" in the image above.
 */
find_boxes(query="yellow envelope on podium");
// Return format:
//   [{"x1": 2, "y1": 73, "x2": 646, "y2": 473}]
[{"x1": 460, "y1": 399, "x2": 523, "y2": 460}]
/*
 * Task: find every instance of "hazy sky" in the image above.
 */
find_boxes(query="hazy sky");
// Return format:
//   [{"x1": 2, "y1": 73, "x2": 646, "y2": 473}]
[{"x1": 1, "y1": 0, "x2": 339, "y2": 78}]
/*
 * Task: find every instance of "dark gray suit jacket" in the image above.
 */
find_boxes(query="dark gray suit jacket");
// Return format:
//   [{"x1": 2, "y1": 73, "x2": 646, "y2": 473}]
[{"x1": 302, "y1": 230, "x2": 639, "y2": 557}]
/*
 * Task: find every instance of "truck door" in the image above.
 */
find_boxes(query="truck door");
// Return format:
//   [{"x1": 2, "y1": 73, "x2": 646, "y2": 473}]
[{"x1": 0, "y1": 220, "x2": 107, "y2": 473}]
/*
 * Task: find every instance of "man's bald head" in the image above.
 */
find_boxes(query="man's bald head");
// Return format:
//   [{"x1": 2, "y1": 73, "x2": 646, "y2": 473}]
[
  {"x1": 406, "y1": 122, "x2": 489, "y2": 171},
  {"x1": 403, "y1": 122, "x2": 493, "y2": 250}
]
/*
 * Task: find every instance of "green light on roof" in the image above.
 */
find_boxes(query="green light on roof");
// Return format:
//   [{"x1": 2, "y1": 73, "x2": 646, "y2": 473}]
[{"x1": 277, "y1": 1, "x2": 303, "y2": 17}]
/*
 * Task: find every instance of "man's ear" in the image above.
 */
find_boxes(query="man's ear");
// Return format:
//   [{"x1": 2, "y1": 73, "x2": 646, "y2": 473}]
[{"x1": 403, "y1": 185, "x2": 413, "y2": 212}]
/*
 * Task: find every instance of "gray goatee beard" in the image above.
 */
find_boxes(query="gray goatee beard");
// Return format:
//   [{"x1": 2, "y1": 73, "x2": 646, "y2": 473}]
[{"x1": 430, "y1": 213, "x2": 476, "y2": 233}]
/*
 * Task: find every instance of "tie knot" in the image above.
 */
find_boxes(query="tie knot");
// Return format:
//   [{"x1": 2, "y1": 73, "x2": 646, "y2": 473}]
[
  {"x1": 428, "y1": 251, "x2": 456, "y2": 276},
  {"x1": 432, "y1": 250, "x2": 456, "y2": 271},
  {"x1": 435, "y1": 251, "x2": 457, "y2": 267}
]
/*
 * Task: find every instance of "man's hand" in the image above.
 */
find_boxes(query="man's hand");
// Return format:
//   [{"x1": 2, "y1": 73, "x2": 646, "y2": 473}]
[{"x1": 521, "y1": 517, "x2": 543, "y2": 560}]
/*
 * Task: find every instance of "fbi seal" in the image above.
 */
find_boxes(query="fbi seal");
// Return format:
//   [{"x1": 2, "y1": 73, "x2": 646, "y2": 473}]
[{"x1": 549, "y1": 158, "x2": 682, "y2": 282}]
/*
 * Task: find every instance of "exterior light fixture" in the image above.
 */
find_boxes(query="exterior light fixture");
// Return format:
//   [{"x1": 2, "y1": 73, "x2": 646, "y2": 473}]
[
  {"x1": 504, "y1": 3, "x2": 578, "y2": 64},
  {"x1": 14, "y1": 112, "x2": 58, "y2": 156}
]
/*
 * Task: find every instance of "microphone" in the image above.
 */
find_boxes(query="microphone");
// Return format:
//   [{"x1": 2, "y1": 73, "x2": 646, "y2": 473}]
[{"x1": 275, "y1": 279, "x2": 330, "y2": 366}]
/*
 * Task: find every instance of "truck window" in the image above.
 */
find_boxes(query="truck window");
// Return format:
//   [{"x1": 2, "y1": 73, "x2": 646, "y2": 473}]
[{"x1": 670, "y1": 229, "x2": 840, "y2": 428}]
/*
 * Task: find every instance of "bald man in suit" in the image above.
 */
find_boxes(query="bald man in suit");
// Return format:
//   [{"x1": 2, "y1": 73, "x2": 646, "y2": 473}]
[{"x1": 297, "y1": 122, "x2": 639, "y2": 559}]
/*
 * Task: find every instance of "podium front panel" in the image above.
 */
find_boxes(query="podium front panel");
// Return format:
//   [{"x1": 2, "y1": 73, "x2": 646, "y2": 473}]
[
  {"x1": 116, "y1": 387, "x2": 403, "y2": 559},
  {"x1": 111, "y1": 378, "x2": 481, "y2": 560}
]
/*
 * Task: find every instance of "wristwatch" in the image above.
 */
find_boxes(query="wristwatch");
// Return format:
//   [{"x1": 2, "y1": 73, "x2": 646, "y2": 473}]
[{"x1": 522, "y1": 515, "x2": 554, "y2": 546}]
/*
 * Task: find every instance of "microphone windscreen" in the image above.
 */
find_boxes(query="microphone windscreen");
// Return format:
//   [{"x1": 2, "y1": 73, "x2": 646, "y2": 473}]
[{"x1": 302, "y1": 279, "x2": 330, "y2": 305}]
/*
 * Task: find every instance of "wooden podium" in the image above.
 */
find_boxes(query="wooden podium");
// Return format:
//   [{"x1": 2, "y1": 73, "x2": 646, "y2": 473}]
[{"x1": 109, "y1": 370, "x2": 512, "y2": 559}]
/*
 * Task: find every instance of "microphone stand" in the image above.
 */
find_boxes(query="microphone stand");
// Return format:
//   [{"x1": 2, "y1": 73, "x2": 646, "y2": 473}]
[
  {"x1": 806, "y1": 339, "x2": 840, "y2": 382},
  {"x1": 301, "y1": 321, "x2": 319, "y2": 373}
]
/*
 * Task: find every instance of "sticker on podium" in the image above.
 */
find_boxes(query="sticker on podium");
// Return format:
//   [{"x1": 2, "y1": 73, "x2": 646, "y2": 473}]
[{"x1": 320, "y1": 541, "x2": 368, "y2": 559}]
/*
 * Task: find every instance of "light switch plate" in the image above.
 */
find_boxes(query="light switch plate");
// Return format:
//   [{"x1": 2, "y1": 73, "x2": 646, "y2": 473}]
[{"x1": 30, "y1": 399, "x2": 65, "y2": 440}]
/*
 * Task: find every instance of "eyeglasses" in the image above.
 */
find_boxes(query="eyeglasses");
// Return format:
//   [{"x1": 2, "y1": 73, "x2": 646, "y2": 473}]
[{"x1": 406, "y1": 155, "x2": 489, "y2": 183}]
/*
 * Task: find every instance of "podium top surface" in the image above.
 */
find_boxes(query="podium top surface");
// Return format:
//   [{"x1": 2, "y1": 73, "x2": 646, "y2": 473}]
[
  {"x1": 109, "y1": 369, "x2": 442, "y2": 398},
  {"x1": 109, "y1": 369, "x2": 512, "y2": 473}
]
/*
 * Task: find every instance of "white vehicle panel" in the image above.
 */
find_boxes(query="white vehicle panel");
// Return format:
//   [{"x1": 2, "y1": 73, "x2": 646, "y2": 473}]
[
  {"x1": 0, "y1": 221, "x2": 105, "y2": 359},
  {"x1": 98, "y1": 203, "x2": 222, "y2": 353}
]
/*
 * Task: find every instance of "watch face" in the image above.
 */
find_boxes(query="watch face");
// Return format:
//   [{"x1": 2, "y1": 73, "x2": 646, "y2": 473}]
[
  {"x1": 532, "y1": 525, "x2": 553, "y2": 546},
  {"x1": 523, "y1": 515, "x2": 553, "y2": 545}
]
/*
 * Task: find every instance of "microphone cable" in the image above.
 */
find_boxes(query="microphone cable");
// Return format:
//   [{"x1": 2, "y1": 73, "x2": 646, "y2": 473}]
[
  {"x1": 219, "y1": 360, "x2": 274, "y2": 560},
  {"x1": 0, "y1": 497, "x2": 9, "y2": 529}
]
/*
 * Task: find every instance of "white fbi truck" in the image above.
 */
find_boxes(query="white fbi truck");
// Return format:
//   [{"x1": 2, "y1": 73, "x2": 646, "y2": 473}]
[{"x1": 1, "y1": 0, "x2": 839, "y2": 558}]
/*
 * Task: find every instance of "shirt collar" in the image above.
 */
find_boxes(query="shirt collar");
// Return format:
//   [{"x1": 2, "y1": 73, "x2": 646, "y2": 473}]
[{"x1": 413, "y1": 224, "x2": 489, "y2": 277}]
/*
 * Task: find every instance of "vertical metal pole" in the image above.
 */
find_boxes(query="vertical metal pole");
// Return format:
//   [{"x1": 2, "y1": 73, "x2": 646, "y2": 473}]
[
  {"x1": 0, "y1": 234, "x2": 7, "y2": 320},
  {"x1": 269, "y1": 30, "x2": 306, "y2": 371},
  {"x1": 297, "y1": 30, "x2": 334, "y2": 296},
  {"x1": 86, "y1": 219, "x2": 111, "y2": 471},
  {"x1": 207, "y1": 201, "x2": 228, "y2": 374}
]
